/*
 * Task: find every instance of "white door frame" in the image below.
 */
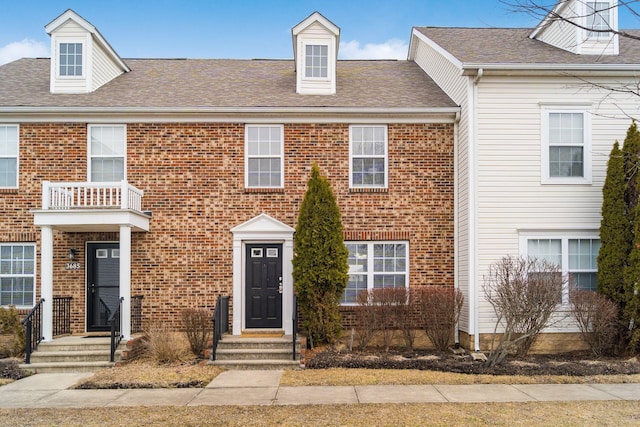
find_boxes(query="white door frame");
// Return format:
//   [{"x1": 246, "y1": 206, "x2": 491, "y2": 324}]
[{"x1": 230, "y1": 213, "x2": 295, "y2": 335}]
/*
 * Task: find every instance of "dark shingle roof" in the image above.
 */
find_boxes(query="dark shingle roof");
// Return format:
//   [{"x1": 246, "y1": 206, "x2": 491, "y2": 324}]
[
  {"x1": 0, "y1": 58, "x2": 456, "y2": 109},
  {"x1": 415, "y1": 27, "x2": 640, "y2": 66}
]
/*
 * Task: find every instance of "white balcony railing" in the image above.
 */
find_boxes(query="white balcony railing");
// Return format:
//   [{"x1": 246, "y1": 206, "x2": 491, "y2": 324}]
[{"x1": 42, "y1": 181, "x2": 144, "y2": 212}]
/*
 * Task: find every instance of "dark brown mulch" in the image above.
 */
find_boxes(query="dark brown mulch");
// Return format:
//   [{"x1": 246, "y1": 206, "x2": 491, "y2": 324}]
[{"x1": 306, "y1": 348, "x2": 640, "y2": 376}]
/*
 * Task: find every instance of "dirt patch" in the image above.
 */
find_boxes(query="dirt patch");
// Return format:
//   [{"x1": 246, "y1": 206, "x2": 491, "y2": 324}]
[{"x1": 305, "y1": 348, "x2": 640, "y2": 376}]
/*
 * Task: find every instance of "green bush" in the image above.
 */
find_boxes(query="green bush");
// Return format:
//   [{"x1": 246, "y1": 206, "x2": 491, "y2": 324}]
[{"x1": 0, "y1": 305, "x2": 25, "y2": 358}]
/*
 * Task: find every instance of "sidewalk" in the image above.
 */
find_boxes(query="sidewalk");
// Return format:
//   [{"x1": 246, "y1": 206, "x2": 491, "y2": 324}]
[{"x1": 1, "y1": 370, "x2": 639, "y2": 408}]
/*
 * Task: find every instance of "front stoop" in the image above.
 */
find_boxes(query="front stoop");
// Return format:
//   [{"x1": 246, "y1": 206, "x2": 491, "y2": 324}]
[
  {"x1": 212, "y1": 334, "x2": 302, "y2": 370},
  {"x1": 19, "y1": 336, "x2": 125, "y2": 373}
]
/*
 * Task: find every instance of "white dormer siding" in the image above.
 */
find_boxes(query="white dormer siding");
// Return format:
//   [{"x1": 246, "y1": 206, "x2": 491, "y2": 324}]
[
  {"x1": 292, "y1": 12, "x2": 340, "y2": 95},
  {"x1": 530, "y1": 0, "x2": 619, "y2": 55},
  {"x1": 46, "y1": 9, "x2": 129, "y2": 94}
]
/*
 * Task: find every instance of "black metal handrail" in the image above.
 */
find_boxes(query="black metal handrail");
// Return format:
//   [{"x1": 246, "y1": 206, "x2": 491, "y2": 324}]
[
  {"x1": 292, "y1": 294, "x2": 298, "y2": 361},
  {"x1": 53, "y1": 296, "x2": 72, "y2": 336},
  {"x1": 22, "y1": 298, "x2": 44, "y2": 364},
  {"x1": 131, "y1": 295, "x2": 143, "y2": 334},
  {"x1": 211, "y1": 295, "x2": 229, "y2": 361},
  {"x1": 109, "y1": 297, "x2": 124, "y2": 363}
]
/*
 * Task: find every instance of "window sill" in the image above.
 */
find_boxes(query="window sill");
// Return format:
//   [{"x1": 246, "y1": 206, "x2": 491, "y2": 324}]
[
  {"x1": 244, "y1": 187, "x2": 285, "y2": 194},
  {"x1": 0, "y1": 188, "x2": 19, "y2": 194},
  {"x1": 541, "y1": 177, "x2": 592, "y2": 185},
  {"x1": 349, "y1": 187, "x2": 388, "y2": 193}
]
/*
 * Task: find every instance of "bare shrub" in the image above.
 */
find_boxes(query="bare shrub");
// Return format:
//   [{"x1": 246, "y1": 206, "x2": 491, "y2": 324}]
[
  {"x1": 570, "y1": 290, "x2": 619, "y2": 357},
  {"x1": 415, "y1": 286, "x2": 464, "y2": 351},
  {"x1": 354, "y1": 290, "x2": 379, "y2": 351},
  {"x1": 0, "y1": 305, "x2": 25, "y2": 357},
  {"x1": 144, "y1": 321, "x2": 190, "y2": 364},
  {"x1": 373, "y1": 288, "x2": 406, "y2": 352},
  {"x1": 182, "y1": 308, "x2": 211, "y2": 358},
  {"x1": 396, "y1": 288, "x2": 420, "y2": 351},
  {"x1": 483, "y1": 256, "x2": 565, "y2": 366}
]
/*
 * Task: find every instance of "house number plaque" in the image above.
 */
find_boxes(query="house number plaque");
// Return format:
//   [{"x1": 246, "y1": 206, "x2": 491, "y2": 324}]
[{"x1": 65, "y1": 262, "x2": 81, "y2": 270}]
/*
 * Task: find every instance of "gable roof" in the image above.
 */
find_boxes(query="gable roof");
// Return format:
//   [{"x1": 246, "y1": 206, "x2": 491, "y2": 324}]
[
  {"x1": 0, "y1": 58, "x2": 456, "y2": 112},
  {"x1": 413, "y1": 27, "x2": 640, "y2": 70}
]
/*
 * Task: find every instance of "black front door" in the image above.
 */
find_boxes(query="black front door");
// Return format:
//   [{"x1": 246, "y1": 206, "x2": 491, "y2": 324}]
[
  {"x1": 245, "y1": 243, "x2": 283, "y2": 329},
  {"x1": 86, "y1": 243, "x2": 120, "y2": 332}
]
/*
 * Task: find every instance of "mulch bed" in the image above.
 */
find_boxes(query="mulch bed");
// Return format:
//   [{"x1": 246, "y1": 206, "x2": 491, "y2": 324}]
[{"x1": 306, "y1": 348, "x2": 640, "y2": 376}]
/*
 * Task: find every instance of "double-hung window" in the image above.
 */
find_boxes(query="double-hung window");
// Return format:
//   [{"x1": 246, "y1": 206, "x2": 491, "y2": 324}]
[
  {"x1": 304, "y1": 44, "x2": 328, "y2": 78},
  {"x1": 541, "y1": 108, "x2": 591, "y2": 184},
  {"x1": 59, "y1": 42, "x2": 83, "y2": 77},
  {"x1": 342, "y1": 241, "x2": 408, "y2": 304},
  {"x1": 245, "y1": 125, "x2": 284, "y2": 188},
  {"x1": 586, "y1": 2, "x2": 610, "y2": 38},
  {"x1": 0, "y1": 244, "x2": 35, "y2": 307},
  {"x1": 0, "y1": 125, "x2": 18, "y2": 188},
  {"x1": 350, "y1": 125, "x2": 388, "y2": 188},
  {"x1": 523, "y1": 235, "x2": 600, "y2": 304},
  {"x1": 88, "y1": 125, "x2": 126, "y2": 182}
]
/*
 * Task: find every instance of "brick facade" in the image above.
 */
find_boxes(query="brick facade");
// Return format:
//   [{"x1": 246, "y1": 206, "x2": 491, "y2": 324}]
[{"x1": 1, "y1": 121, "x2": 454, "y2": 333}]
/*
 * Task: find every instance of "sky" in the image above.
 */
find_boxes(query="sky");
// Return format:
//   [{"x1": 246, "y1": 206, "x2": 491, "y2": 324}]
[{"x1": 1, "y1": 0, "x2": 639, "y2": 65}]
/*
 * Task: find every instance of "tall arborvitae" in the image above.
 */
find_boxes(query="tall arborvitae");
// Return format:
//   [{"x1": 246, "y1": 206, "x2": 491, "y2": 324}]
[
  {"x1": 292, "y1": 164, "x2": 349, "y2": 347},
  {"x1": 598, "y1": 142, "x2": 629, "y2": 306},
  {"x1": 625, "y1": 200, "x2": 640, "y2": 349},
  {"x1": 623, "y1": 122, "x2": 640, "y2": 221}
]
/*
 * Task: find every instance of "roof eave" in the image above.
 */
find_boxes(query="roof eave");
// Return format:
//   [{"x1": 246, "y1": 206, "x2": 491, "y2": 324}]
[{"x1": 461, "y1": 62, "x2": 640, "y2": 75}]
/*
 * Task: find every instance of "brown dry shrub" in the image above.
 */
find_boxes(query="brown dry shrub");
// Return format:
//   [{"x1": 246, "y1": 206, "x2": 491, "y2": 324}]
[
  {"x1": 354, "y1": 290, "x2": 379, "y2": 351},
  {"x1": 415, "y1": 286, "x2": 464, "y2": 351},
  {"x1": 0, "y1": 305, "x2": 25, "y2": 357},
  {"x1": 182, "y1": 308, "x2": 211, "y2": 358},
  {"x1": 144, "y1": 322, "x2": 190, "y2": 364},
  {"x1": 571, "y1": 290, "x2": 619, "y2": 357}
]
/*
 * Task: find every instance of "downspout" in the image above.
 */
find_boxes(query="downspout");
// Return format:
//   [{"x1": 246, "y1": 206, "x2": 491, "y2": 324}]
[
  {"x1": 454, "y1": 110, "x2": 460, "y2": 347},
  {"x1": 472, "y1": 68, "x2": 483, "y2": 352}
]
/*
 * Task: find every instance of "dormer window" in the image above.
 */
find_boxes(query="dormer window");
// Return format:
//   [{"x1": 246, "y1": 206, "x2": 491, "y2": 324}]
[
  {"x1": 586, "y1": 2, "x2": 610, "y2": 38},
  {"x1": 305, "y1": 44, "x2": 328, "y2": 78},
  {"x1": 59, "y1": 42, "x2": 83, "y2": 77}
]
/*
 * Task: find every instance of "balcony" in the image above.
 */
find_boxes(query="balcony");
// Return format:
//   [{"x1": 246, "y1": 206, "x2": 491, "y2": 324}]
[{"x1": 33, "y1": 181, "x2": 150, "y2": 232}]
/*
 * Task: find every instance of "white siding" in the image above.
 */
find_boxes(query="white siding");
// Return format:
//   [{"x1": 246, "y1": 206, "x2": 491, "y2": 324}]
[
  {"x1": 296, "y1": 22, "x2": 336, "y2": 95},
  {"x1": 412, "y1": 39, "x2": 474, "y2": 333},
  {"x1": 91, "y1": 41, "x2": 123, "y2": 91},
  {"x1": 50, "y1": 21, "x2": 89, "y2": 93},
  {"x1": 474, "y1": 74, "x2": 640, "y2": 333},
  {"x1": 536, "y1": 10, "x2": 579, "y2": 53}
]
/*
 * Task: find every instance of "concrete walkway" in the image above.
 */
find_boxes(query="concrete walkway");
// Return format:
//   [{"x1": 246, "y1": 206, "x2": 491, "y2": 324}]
[{"x1": 1, "y1": 371, "x2": 639, "y2": 408}]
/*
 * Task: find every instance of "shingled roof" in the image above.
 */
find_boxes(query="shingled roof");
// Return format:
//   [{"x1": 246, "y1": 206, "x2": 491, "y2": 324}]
[
  {"x1": 0, "y1": 58, "x2": 456, "y2": 110},
  {"x1": 415, "y1": 27, "x2": 640, "y2": 66}
]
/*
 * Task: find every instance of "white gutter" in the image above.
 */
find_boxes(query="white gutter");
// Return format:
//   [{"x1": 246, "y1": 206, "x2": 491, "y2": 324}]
[
  {"x1": 454, "y1": 110, "x2": 460, "y2": 346},
  {"x1": 471, "y1": 68, "x2": 482, "y2": 352},
  {"x1": 462, "y1": 63, "x2": 640, "y2": 73}
]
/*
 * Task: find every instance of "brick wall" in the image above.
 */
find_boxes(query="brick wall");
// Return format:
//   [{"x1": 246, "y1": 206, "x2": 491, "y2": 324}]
[{"x1": 0, "y1": 122, "x2": 454, "y2": 332}]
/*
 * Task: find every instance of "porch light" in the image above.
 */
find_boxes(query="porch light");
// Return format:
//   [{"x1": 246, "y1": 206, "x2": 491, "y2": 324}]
[{"x1": 68, "y1": 248, "x2": 78, "y2": 260}]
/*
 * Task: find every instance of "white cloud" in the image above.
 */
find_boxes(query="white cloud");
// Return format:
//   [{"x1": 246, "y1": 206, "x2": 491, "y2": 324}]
[
  {"x1": 339, "y1": 39, "x2": 408, "y2": 60},
  {"x1": 0, "y1": 39, "x2": 49, "y2": 65}
]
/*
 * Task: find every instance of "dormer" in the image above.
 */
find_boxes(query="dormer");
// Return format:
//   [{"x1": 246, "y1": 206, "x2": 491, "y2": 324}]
[
  {"x1": 292, "y1": 12, "x2": 340, "y2": 95},
  {"x1": 45, "y1": 9, "x2": 130, "y2": 94},
  {"x1": 530, "y1": 0, "x2": 619, "y2": 55}
]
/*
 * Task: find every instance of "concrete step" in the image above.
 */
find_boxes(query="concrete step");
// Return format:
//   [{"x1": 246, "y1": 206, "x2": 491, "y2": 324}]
[
  {"x1": 29, "y1": 350, "x2": 120, "y2": 363},
  {"x1": 216, "y1": 336, "x2": 300, "y2": 351},
  {"x1": 211, "y1": 359, "x2": 300, "y2": 370},
  {"x1": 19, "y1": 361, "x2": 115, "y2": 373},
  {"x1": 36, "y1": 338, "x2": 112, "y2": 352},
  {"x1": 214, "y1": 348, "x2": 294, "y2": 361}
]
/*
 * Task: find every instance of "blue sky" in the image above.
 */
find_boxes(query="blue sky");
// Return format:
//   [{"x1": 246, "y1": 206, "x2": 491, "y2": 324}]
[{"x1": 0, "y1": 0, "x2": 639, "y2": 65}]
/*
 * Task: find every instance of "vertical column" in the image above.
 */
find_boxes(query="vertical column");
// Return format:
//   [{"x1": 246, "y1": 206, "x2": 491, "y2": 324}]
[
  {"x1": 41, "y1": 226, "x2": 53, "y2": 342},
  {"x1": 119, "y1": 225, "x2": 131, "y2": 340},
  {"x1": 231, "y1": 238, "x2": 242, "y2": 335},
  {"x1": 282, "y1": 239, "x2": 294, "y2": 336}
]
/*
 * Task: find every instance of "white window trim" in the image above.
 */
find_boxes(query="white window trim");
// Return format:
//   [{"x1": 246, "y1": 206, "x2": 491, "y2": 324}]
[
  {"x1": 302, "y1": 41, "x2": 331, "y2": 82},
  {"x1": 87, "y1": 124, "x2": 127, "y2": 182},
  {"x1": 540, "y1": 107, "x2": 592, "y2": 185},
  {"x1": 342, "y1": 240, "x2": 410, "y2": 306},
  {"x1": 56, "y1": 40, "x2": 86, "y2": 79},
  {"x1": 519, "y1": 231, "x2": 600, "y2": 306},
  {"x1": 349, "y1": 124, "x2": 389, "y2": 189},
  {"x1": 0, "y1": 242, "x2": 36, "y2": 309},
  {"x1": 0, "y1": 124, "x2": 19, "y2": 189},
  {"x1": 244, "y1": 124, "x2": 284, "y2": 189},
  {"x1": 584, "y1": 1, "x2": 615, "y2": 40}
]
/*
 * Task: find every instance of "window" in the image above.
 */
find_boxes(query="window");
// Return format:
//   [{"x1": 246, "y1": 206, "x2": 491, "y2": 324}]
[
  {"x1": 245, "y1": 125, "x2": 284, "y2": 188},
  {"x1": 304, "y1": 44, "x2": 328, "y2": 78},
  {"x1": 0, "y1": 125, "x2": 18, "y2": 188},
  {"x1": 342, "y1": 241, "x2": 408, "y2": 304},
  {"x1": 587, "y1": 2, "x2": 610, "y2": 38},
  {"x1": 88, "y1": 125, "x2": 126, "y2": 182},
  {"x1": 0, "y1": 244, "x2": 35, "y2": 307},
  {"x1": 523, "y1": 235, "x2": 600, "y2": 304},
  {"x1": 350, "y1": 125, "x2": 388, "y2": 188},
  {"x1": 541, "y1": 108, "x2": 591, "y2": 184},
  {"x1": 59, "y1": 43, "x2": 83, "y2": 77}
]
